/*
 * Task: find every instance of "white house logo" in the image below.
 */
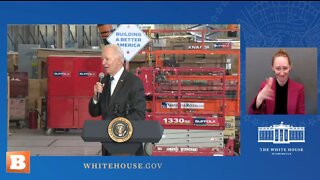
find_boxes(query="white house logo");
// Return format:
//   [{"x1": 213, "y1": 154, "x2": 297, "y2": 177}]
[{"x1": 258, "y1": 122, "x2": 305, "y2": 144}]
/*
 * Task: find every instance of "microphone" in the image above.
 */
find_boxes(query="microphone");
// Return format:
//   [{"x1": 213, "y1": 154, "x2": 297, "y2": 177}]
[{"x1": 97, "y1": 72, "x2": 105, "y2": 101}]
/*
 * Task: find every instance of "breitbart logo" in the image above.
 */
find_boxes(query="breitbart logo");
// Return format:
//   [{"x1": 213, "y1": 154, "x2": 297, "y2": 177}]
[{"x1": 6, "y1": 151, "x2": 30, "y2": 173}]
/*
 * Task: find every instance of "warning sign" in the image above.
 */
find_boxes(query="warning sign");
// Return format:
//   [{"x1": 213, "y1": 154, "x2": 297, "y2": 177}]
[{"x1": 107, "y1": 24, "x2": 150, "y2": 61}]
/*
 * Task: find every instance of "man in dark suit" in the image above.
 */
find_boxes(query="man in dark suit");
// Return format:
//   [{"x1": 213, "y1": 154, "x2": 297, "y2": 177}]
[{"x1": 88, "y1": 44, "x2": 146, "y2": 155}]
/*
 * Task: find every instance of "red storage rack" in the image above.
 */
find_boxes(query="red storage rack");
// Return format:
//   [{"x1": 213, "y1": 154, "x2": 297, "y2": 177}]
[{"x1": 47, "y1": 56, "x2": 103, "y2": 134}]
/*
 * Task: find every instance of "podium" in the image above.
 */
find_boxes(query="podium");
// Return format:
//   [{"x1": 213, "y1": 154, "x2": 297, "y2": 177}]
[{"x1": 81, "y1": 119, "x2": 164, "y2": 155}]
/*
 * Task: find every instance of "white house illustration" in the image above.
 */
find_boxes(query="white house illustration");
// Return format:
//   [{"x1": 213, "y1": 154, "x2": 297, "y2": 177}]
[{"x1": 258, "y1": 122, "x2": 305, "y2": 144}]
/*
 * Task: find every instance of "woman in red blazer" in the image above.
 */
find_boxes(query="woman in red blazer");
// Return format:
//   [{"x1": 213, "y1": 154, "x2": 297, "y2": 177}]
[{"x1": 248, "y1": 49, "x2": 305, "y2": 114}]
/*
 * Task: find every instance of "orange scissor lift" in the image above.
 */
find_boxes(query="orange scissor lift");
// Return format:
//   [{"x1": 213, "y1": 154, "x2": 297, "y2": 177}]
[
  {"x1": 137, "y1": 51, "x2": 239, "y2": 156},
  {"x1": 135, "y1": 27, "x2": 240, "y2": 156}
]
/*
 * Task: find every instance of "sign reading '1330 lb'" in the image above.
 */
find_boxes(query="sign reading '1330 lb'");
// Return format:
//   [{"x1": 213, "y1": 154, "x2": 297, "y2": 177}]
[{"x1": 107, "y1": 24, "x2": 150, "y2": 61}]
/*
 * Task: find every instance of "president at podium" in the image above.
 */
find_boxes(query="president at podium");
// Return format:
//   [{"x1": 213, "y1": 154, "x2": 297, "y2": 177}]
[{"x1": 88, "y1": 44, "x2": 146, "y2": 156}]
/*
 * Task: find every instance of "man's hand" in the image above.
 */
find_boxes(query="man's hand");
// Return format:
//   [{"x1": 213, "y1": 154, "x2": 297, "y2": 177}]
[{"x1": 93, "y1": 82, "x2": 105, "y2": 100}]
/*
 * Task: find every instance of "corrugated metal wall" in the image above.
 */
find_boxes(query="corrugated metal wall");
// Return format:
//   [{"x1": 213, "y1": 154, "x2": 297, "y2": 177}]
[{"x1": 7, "y1": 25, "x2": 101, "y2": 51}]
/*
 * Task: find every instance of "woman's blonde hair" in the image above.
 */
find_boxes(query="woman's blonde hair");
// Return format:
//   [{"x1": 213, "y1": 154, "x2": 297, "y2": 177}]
[{"x1": 272, "y1": 49, "x2": 291, "y2": 66}]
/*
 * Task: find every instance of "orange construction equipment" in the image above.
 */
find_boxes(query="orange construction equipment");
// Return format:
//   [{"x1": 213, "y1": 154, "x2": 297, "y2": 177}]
[{"x1": 134, "y1": 26, "x2": 240, "y2": 156}]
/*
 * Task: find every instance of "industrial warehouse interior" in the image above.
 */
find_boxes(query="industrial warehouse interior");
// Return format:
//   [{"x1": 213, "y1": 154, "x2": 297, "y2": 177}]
[{"x1": 7, "y1": 24, "x2": 240, "y2": 156}]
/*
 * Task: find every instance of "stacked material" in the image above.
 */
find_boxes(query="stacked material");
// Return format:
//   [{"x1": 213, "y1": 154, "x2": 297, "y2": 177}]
[
  {"x1": 224, "y1": 116, "x2": 236, "y2": 139},
  {"x1": 157, "y1": 129, "x2": 224, "y2": 148}
]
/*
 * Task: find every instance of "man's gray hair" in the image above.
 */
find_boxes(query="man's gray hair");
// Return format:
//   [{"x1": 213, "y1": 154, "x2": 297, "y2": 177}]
[{"x1": 106, "y1": 44, "x2": 125, "y2": 62}]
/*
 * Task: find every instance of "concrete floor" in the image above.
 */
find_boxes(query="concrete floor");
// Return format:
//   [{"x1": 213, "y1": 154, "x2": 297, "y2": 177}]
[{"x1": 8, "y1": 127, "x2": 101, "y2": 156}]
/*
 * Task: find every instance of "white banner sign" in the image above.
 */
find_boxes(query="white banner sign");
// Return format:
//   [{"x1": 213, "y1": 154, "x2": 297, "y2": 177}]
[{"x1": 107, "y1": 24, "x2": 150, "y2": 61}]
